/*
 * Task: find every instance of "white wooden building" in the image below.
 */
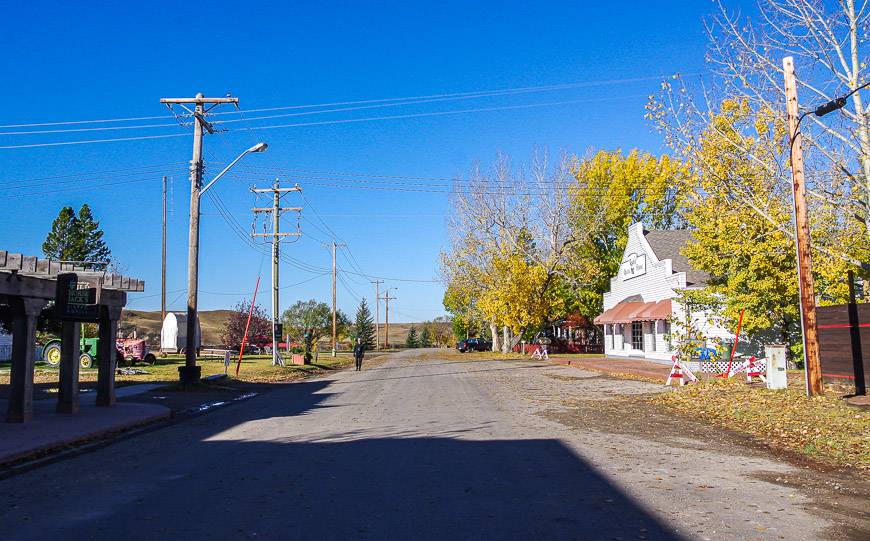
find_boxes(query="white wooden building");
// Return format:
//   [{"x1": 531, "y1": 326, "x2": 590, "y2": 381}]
[
  {"x1": 594, "y1": 223, "x2": 732, "y2": 362},
  {"x1": 160, "y1": 312, "x2": 201, "y2": 353}
]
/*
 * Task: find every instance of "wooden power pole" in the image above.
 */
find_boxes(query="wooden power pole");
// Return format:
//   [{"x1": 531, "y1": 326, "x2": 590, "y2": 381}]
[
  {"x1": 323, "y1": 241, "x2": 346, "y2": 356},
  {"x1": 381, "y1": 288, "x2": 397, "y2": 349},
  {"x1": 371, "y1": 280, "x2": 383, "y2": 350},
  {"x1": 252, "y1": 180, "x2": 302, "y2": 366},
  {"x1": 159, "y1": 93, "x2": 239, "y2": 385},
  {"x1": 783, "y1": 57, "x2": 823, "y2": 396},
  {"x1": 161, "y1": 175, "x2": 167, "y2": 328}
]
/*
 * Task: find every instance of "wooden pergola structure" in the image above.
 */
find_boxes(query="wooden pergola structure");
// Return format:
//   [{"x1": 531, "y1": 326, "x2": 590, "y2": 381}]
[{"x1": 0, "y1": 251, "x2": 144, "y2": 423}]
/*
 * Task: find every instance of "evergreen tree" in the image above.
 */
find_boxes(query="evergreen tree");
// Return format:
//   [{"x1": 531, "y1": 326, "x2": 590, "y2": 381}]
[
  {"x1": 419, "y1": 326, "x2": 432, "y2": 348},
  {"x1": 42, "y1": 207, "x2": 79, "y2": 261},
  {"x1": 352, "y1": 299, "x2": 376, "y2": 349},
  {"x1": 405, "y1": 325, "x2": 419, "y2": 348},
  {"x1": 42, "y1": 204, "x2": 111, "y2": 264},
  {"x1": 75, "y1": 204, "x2": 111, "y2": 263}
]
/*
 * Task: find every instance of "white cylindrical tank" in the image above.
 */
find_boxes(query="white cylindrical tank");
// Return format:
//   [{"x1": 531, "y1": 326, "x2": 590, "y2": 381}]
[{"x1": 161, "y1": 312, "x2": 201, "y2": 353}]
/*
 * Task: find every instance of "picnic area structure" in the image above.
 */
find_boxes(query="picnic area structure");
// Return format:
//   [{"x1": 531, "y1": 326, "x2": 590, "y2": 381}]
[{"x1": 0, "y1": 251, "x2": 144, "y2": 423}]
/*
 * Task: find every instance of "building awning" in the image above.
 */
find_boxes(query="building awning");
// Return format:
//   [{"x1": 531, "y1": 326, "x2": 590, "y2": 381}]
[
  {"x1": 594, "y1": 302, "x2": 645, "y2": 325},
  {"x1": 594, "y1": 299, "x2": 672, "y2": 325},
  {"x1": 636, "y1": 299, "x2": 672, "y2": 321}
]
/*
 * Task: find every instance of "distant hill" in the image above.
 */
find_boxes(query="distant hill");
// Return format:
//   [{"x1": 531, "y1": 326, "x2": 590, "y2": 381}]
[
  {"x1": 121, "y1": 309, "x2": 453, "y2": 348},
  {"x1": 121, "y1": 309, "x2": 233, "y2": 346}
]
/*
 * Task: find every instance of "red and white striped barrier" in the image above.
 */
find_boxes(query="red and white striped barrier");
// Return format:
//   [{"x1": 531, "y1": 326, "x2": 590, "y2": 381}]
[
  {"x1": 666, "y1": 355, "x2": 698, "y2": 386},
  {"x1": 728, "y1": 355, "x2": 767, "y2": 383}
]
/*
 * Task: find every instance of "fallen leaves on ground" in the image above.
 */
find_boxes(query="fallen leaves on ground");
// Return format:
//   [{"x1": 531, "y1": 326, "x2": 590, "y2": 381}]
[{"x1": 652, "y1": 378, "x2": 870, "y2": 471}]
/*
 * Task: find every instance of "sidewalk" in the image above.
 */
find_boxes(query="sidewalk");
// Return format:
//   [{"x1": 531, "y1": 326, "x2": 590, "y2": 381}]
[
  {"x1": 0, "y1": 398, "x2": 170, "y2": 467},
  {"x1": 548, "y1": 355, "x2": 671, "y2": 381}
]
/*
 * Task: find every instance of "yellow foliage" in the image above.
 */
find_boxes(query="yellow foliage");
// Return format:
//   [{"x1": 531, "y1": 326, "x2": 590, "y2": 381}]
[{"x1": 477, "y1": 254, "x2": 552, "y2": 333}]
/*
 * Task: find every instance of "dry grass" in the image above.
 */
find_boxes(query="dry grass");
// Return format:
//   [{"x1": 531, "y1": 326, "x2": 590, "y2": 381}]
[
  {"x1": 0, "y1": 354, "x2": 361, "y2": 388},
  {"x1": 652, "y1": 378, "x2": 870, "y2": 471}
]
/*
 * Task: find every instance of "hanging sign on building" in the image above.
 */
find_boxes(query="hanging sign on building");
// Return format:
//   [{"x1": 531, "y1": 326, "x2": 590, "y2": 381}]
[
  {"x1": 620, "y1": 253, "x2": 647, "y2": 280},
  {"x1": 54, "y1": 273, "x2": 101, "y2": 322}
]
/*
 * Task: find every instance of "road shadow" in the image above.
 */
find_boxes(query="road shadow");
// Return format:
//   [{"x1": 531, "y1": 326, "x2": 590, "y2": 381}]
[
  {"x1": 1, "y1": 365, "x2": 682, "y2": 539},
  {"x1": 3, "y1": 430, "x2": 681, "y2": 539}
]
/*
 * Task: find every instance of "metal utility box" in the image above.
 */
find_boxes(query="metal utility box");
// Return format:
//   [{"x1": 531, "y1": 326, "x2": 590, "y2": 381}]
[{"x1": 765, "y1": 344, "x2": 788, "y2": 390}]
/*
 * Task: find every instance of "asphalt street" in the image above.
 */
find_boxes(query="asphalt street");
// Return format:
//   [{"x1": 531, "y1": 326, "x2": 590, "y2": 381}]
[{"x1": 0, "y1": 350, "x2": 838, "y2": 540}]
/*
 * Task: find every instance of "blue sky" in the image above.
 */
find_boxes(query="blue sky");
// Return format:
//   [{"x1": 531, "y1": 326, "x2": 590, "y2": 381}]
[{"x1": 0, "y1": 0, "x2": 755, "y2": 321}]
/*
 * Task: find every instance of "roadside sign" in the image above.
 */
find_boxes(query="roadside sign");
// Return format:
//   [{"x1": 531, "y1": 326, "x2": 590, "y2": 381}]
[{"x1": 54, "y1": 273, "x2": 101, "y2": 322}]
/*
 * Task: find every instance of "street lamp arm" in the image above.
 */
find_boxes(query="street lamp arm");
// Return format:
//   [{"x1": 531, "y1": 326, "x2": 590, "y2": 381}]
[{"x1": 200, "y1": 142, "x2": 268, "y2": 196}]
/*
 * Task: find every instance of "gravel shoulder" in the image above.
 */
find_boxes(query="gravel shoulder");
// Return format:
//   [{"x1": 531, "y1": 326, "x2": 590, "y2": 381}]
[{"x1": 480, "y1": 357, "x2": 870, "y2": 541}]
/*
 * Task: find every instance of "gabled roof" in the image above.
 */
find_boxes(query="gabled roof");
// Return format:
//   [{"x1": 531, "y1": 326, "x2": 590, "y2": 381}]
[{"x1": 642, "y1": 229, "x2": 708, "y2": 286}]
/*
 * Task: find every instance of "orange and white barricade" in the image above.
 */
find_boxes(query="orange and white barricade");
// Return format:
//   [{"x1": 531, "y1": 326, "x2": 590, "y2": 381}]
[{"x1": 666, "y1": 355, "x2": 698, "y2": 386}]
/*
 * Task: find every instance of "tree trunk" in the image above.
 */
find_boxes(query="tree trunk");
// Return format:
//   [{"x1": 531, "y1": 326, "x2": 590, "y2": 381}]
[
  {"x1": 490, "y1": 319, "x2": 500, "y2": 352},
  {"x1": 502, "y1": 326, "x2": 510, "y2": 354}
]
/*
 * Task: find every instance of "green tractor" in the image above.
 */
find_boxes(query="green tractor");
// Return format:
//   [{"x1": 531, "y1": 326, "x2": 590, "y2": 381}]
[
  {"x1": 42, "y1": 337, "x2": 155, "y2": 369},
  {"x1": 43, "y1": 337, "x2": 100, "y2": 369}
]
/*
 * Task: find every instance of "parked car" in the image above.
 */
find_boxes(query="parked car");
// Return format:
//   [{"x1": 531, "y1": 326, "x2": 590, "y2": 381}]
[{"x1": 457, "y1": 338, "x2": 492, "y2": 352}]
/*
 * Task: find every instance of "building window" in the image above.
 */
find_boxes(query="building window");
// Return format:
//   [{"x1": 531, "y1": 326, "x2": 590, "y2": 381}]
[
  {"x1": 631, "y1": 321, "x2": 643, "y2": 351},
  {"x1": 663, "y1": 321, "x2": 671, "y2": 350},
  {"x1": 650, "y1": 321, "x2": 656, "y2": 352}
]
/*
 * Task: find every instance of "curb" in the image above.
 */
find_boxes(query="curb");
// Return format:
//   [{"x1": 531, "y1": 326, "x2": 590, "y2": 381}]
[{"x1": 0, "y1": 391, "x2": 260, "y2": 479}]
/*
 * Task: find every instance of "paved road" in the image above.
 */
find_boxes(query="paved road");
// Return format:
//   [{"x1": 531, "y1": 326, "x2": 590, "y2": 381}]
[{"x1": 0, "y1": 351, "x2": 840, "y2": 540}]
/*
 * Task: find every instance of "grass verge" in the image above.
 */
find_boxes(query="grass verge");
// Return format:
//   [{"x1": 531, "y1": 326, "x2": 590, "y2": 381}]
[
  {"x1": 652, "y1": 378, "x2": 870, "y2": 471},
  {"x1": 0, "y1": 353, "x2": 361, "y2": 388}
]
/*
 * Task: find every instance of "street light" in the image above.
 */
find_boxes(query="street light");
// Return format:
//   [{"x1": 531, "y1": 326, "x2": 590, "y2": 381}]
[
  {"x1": 200, "y1": 142, "x2": 268, "y2": 195},
  {"x1": 179, "y1": 142, "x2": 268, "y2": 385}
]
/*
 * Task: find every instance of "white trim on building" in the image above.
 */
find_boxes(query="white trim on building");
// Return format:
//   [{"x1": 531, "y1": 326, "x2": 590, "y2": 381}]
[{"x1": 595, "y1": 223, "x2": 732, "y2": 362}]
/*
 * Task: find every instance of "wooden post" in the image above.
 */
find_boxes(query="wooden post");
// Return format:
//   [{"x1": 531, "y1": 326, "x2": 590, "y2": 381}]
[
  {"x1": 371, "y1": 280, "x2": 382, "y2": 350},
  {"x1": 56, "y1": 320, "x2": 81, "y2": 413},
  {"x1": 783, "y1": 56, "x2": 823, "y2": 396},
  {"x1": 5, "y1": 297, "x2": 45, "y2": 423},
  {"x1": 382, "y1": 289, "x2": 396, "y2": 349},
  {"x1": 847, "y1": 270, "x2": 866, "y2": 395},
  {"x1": 96, "y1": 306, "x2": 121, "y2": 406},
  {"x1": 161, "y1": 175, "x2": 167, "y2": 327},
  {"x1": 327, "y1": 241, "x2": 344, "y2": 356},
  {"x1": 159, "y1": 93, "x2": 239, "y2": 385}
]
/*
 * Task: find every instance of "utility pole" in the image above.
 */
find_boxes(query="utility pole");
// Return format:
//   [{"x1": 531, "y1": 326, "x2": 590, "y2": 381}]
[
  {"x1": 161, "y1": 175, "x2": 167, "y2": 327},
  {"x1": 322, "y1": 241, "x2": 346, "y2": 356},
  {"x1": 252, "y1": 180, "x2": 302, "y2": 366},
  {"x1": 381, "y1": 288, "x2": 397, "y2": 349},
  {"x1": 159, "y1": 93, "x2": 239, "y2": 385},
  {"x1": 783, "y1": 57, "x2": 823, "y2": 397},
  {"x1": 371, "y1": 280, "x2": 383, "y2": 350}
]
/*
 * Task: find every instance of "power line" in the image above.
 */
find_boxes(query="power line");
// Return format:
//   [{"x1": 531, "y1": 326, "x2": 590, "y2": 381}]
[
  {"x1": 3, "y1": 176, "x2": 162, "y2": 197},
  {"x1": 0, "y1": 131, "x2": 189, "y2": 150},
  {"x1": 0, "y1": 161, "x2": 186, "y2": 187},
  {"x1": 0, "y1": 72, "x2": 698, "y2": 129},
  {"x1": 1, "y1": 94, "x2": 647, "y2": 150},
  {"x1": 227, "y1": 95, "x2": 650, "y2": 134},
  {"x1": 0, "y1": 121, "x2": 190, "y2": 136}
]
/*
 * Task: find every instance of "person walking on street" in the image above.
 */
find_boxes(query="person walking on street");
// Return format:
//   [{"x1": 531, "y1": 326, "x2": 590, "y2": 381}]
[{"x1": 353, "y1": 338, "x2": 365, "y2": 371}]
